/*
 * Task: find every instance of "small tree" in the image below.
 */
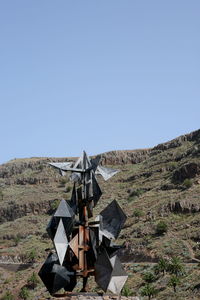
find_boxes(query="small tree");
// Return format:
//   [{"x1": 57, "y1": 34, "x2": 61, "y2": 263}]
[
  {"x1": 156, "y1": 221, "x2": 168, "y2": 235},
  {"x1": 154, "y1": 257, "x2": 169, "y2": 276},
  {"x1": 19, "y1": 287, "x2": 30, "y2": 300},
  {"x1": 168, "y1": 256, "x2": 185, "y2": 276},
  {"x1": 27, "y1": 272, "x2": 39, "y2": 289},
  {"x1": 140, "y1": 284, "x2": 157, "y2": 300},
  {"x1": 143, "y1": 272, "x2": 156, "y2": 283},
  {"x1": 168, "y1": 275, "x2": 180, "y2": 293}
]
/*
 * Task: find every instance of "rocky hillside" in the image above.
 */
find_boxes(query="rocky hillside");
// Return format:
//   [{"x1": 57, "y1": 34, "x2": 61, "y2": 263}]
[{"x1": 0, "y1": 129, "x2": 200, "y2": 300}]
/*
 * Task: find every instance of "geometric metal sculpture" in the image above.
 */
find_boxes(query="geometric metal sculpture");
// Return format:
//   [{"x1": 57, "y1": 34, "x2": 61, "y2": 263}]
[{"x1": 39, "y1": 151, "x2": 127, "y2": 295}]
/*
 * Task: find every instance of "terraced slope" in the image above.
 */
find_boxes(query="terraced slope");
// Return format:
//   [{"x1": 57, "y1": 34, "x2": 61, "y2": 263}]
[{"x1": 0, "y1": 129, "x2": 200, "y2": 299}]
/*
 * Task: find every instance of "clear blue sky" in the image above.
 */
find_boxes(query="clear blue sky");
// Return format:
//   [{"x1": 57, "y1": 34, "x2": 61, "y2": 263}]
[{"x1": 0, "y1": 1, "x2": 199, "y2": 164}]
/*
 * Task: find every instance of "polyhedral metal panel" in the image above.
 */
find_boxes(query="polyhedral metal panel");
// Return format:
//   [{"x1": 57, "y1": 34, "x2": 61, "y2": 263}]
[
  {"x1": 69, "y1": 183, "x2": 78, "y2": 214},
  {"x1": 96, "y1": 166, "x2": 119, "y2": 181},
  {"x1": 46, "y1": 199, "x2": 75, "y2": 241},
  {"x1": 107, "y1": 255, "x2": 128, "y2": 294},
  {"x1": 49, "y1": 162, "x2": 73, "y2": 176},
  {"x1": 54, "y1": 219, "x2": 69, "y2": 265},
  {"x1": 54, "y1": 199, "x2": 75, "y2": 218},
  {"x1": 38, "y1": 252, "x2": 75, "y2": 295},
  {"x1": 46, "y1": 216, "x2": 74, "y2": 241},
  {"x1": 99, "y1": 200, "x2": 127, "y2": 240},
  {"x1": 94, "y1": 248, "x2": 113, "y2": 292}
]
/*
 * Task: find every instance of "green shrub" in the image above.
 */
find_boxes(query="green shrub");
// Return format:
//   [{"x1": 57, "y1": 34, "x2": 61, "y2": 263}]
[
  {"x1": 168, "y1": 275, "x2": 180, "y2": 292},
  {"x1": 133, "y1": 208, "x2": 144, "y2": 218},
  {"x1": 121, "y1": 285, "x2": 133, "y2": 296},
  {"x1": 156, "y1": 221, "x2": 168, "y2": 235},
  {"x1": 128, "y1": 189, "x2": 144, "y2": 202},
  {"x1": 38, "y1": 164, "x2": 44, "y2": 171},
  {"x1": 154, "y1": 257, "x2": 169, "y2": 276},
  {"x1": 140, "y1": 283, "x2": 157, "y2": 300},
  {"x1": 130, "y1": 189, "x2": 144, "y2": 197},
  {"x1": 168, "y1": 161, "x2": 178, "y2": 170},
  {"x1": 51, "y1": 199, "x2": 60, "y2": 211},
  {"x1": 168, "y1": 256, "x2": 185, "y2": 276},
  {"x1": 19, "y1": 287, "x2": 30, "y2": 300},
  {"x1": 27, "y1": 272, "x2": 39, "y2": 289},
  {"x1": 13, "y1": 235, "x2": 21, "y2": 246},
  {"x1": 59, "y1": 177, "x2": 68, "y2": 187},
  {"x1": 4, "y1": 278, "x2": 10, "y2": 284},
  {"x1": 1, "y1": 291, "x2": 14, "y2": 300},
  {"x1": 26, "y1": 249, "x2": 37, "y2": 262},
  {"x1": 143, "y1": 272, "x2": 156, "y2": 283},
  {"x1": 183, "y1": 178, "x2": 192, "y2": 189},
  {"x1": 65, "y1": 185, "x2": 72, "y2": 193}
]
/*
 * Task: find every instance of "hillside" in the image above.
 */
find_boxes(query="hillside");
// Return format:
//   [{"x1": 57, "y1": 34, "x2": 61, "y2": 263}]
[{"x1": 0, "y1": 129, "x2": 200, "y2": 299}]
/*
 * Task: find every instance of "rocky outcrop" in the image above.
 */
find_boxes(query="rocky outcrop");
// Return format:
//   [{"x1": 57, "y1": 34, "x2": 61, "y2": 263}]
[
  {"x1": 4, "y1": 176, "x2": 53, "y2": 185},
  {"x1": 172, "y1": 162, "x2": 200, "y2": 183},
  {"x1": 0, "y1": 129, "x2": 199, "y2": 178},
  {"x1": 0, "y1": 200, "x2": 55, "y2": 224},
  {"x1": 161, "y1": 199, "x2": 200, "y2": 214},
  {"x1": 0, "y1": 158, "x2": 71, "y2": 179},
  {"x1": 153, "y1": 129, "x2": 200, "y2": 151},
  {"x1": 98, "y1": 149, "x2": 151, "y2": 165}
]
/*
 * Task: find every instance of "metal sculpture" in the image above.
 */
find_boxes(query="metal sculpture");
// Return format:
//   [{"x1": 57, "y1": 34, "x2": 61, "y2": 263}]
[{"x1": 39, "y1": 151, "x2": 127, "y2": 295}]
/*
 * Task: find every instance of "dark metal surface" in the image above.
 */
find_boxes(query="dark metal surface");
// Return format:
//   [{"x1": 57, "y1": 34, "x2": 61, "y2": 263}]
[
  {"x1": 99, "y1": 200, "x2": 127, "y2": 240},
  {"x1": 38, "y1": 252, "x2": 75, "y2": 295},
  {"x1": 94, "y1": 248, "x2": 113, "y2": 292}
]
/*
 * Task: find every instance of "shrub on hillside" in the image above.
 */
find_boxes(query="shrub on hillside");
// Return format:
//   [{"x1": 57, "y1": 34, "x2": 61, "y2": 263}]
[
  {"x1": 128, "y1": 188, "x2": 144, "y2": 202},
  {"x1": 140, "y1": 283, "x2": 157, "y2": 300},
  {"x1": 156, "y1": 221, "x2": 168, "y2": 235},
  {"x1": 182, "y1": 178, "x2": 192, "y2": 189},
  {"x1": 168, "y1": 275, "x2": 180, "y2": 293},
  {"x1": 143, "y1": 272, "x2": 156, "y2": 283},
  {"x1": 133, "y1": 208, "x2": 144, "y2": 218},
  {"x1": 13, "y1": 235, "x2": 21, "y2": 246},
  {"x1": 50, "y1": 199, "x2": 60, "y2": 211},
  {"x1": 19, "y1": 287, "x2": 30, "y2": 300},
  {"x1": 168, "y1": 256, "x2": 185, "y2": 276},
  {"x1": 121, "y1": 285, "x2": 134, "y2": 296},
  {"x1": 27, "y1": 272, "x2": 39, "y2": 289},
  {"x1": 65, "y1": 185, "x2": 72, "y2": 193},
  {"x1": 59, "y1": 177, "x2": 68, "y2": 187},
  {"x1": 1, "y1": 291, "x2": 14, "y2": 300},
  {"x1": 154, "y1": 257, "x2": 169, "y2": 276},
  {"x1": 26, "y1": 249, "x2": 37, "y2": 262}
]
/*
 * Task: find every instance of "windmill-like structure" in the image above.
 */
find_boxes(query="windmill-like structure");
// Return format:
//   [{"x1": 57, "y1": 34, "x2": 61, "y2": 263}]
[{"x1": 39, "y1": 151, "x2": 128, "y2": 295}]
